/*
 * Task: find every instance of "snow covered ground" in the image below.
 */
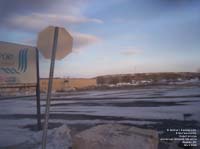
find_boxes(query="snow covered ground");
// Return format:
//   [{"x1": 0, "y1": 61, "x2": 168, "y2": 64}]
[{"x1": 0, "y1": 85, "x2": 200, "y2": 148}]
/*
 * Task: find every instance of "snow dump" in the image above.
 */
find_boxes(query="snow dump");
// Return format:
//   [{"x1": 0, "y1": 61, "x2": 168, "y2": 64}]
[
  {"x1": 73, "y1": 124, "x2": 159, "y2": 149},
  {"x1": 16, "y1": 125, "x2": 72, "y2": 149}
]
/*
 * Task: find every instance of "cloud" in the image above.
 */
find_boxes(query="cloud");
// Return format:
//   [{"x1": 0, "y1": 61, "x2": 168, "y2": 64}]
[
  {"x1": 120, "y1": 48, "x2": 141, "y2": 56},
  {"x1": 2, "y1": 13, "x2": 103, "y2": 32},
  {"x1": 0, "y1": 0, "x2": 103, "y2": 32},
  {"x1": 155, "y1": 0, "x2": 198, "y2": 7},
  {"x1": 0, "y1": 0, "x2": 87, "y2": 18},
  {"x1": 72, "y1": 32, "x2": 102, "y2": 51}
]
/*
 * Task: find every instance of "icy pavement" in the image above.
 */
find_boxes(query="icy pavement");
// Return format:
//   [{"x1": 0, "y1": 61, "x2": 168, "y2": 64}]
[{"x1": 0, "y1": 85, "x2": 200, "y2": 148}]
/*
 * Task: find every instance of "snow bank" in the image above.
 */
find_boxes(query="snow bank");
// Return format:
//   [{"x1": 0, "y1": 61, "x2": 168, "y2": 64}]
[
  {"x1": 16, "y1": 125, "x2": 72, "y2": 149},
  {"x1": 73, "y1": 124, "x2": 159, "y2": 149}
]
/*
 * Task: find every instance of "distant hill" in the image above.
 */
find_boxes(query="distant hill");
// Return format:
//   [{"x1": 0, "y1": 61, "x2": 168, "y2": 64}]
[{"x1": 96, "y1": 72, "x2": 200, "y2": 85}]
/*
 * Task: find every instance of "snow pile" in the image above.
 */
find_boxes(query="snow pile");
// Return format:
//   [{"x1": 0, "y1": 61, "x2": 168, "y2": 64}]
[
  {"x1": 20, "y1": 125, "x2": 72, "y2": 149},
  {"x1": 73, "y1": 124, "x2": 158, "y2": 149}
]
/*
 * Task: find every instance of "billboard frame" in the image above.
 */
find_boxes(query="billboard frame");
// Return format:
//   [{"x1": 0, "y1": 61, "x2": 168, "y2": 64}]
[{"x1": 0, "y1": 47, "x2": 42, "y2": 130}]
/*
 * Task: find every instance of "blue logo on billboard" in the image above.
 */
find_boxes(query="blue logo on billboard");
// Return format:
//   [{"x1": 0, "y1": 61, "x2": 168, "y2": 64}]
[{"x1": 0, "y1": 48, "x2": 28, "y2": 74}]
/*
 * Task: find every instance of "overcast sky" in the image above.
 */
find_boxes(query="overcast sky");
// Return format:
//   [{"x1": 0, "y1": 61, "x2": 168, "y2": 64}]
[{"x1": 0, "y1": 0, "x2": 200, "y2": 77}]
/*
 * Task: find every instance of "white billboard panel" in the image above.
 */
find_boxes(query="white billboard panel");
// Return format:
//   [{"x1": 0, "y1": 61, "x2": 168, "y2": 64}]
[{"x1": 0, "y1": 41, "x2": 37, "y2": 86}]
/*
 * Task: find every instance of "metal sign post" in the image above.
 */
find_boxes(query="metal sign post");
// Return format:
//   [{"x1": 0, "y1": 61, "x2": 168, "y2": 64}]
[
  {"x1": 37, "y1": 26, "x2": 73, "y2": 149},
  {"x1": 36, "y1": 48, "x2": 42, "y2": 130},
  {"x1": 42, "y1": 27, "x2": 59, "y2": 149}
]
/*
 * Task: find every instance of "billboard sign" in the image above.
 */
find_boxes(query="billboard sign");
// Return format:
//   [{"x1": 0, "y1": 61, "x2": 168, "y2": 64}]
[{"x1": 0, "y1": 41, "x2": 37, "y2": 86}]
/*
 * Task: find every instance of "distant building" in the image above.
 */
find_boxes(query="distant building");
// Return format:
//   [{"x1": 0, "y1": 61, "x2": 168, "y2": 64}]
[
  {"x1": 40, "y1": 78, "x2": 65, "y2": 92},
  {"x1": 40, "y1": 78, "x2": 97, "y2": 92},
  {"x1": 67, "y1": 78, "x2": 97, "y2": 89}
]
